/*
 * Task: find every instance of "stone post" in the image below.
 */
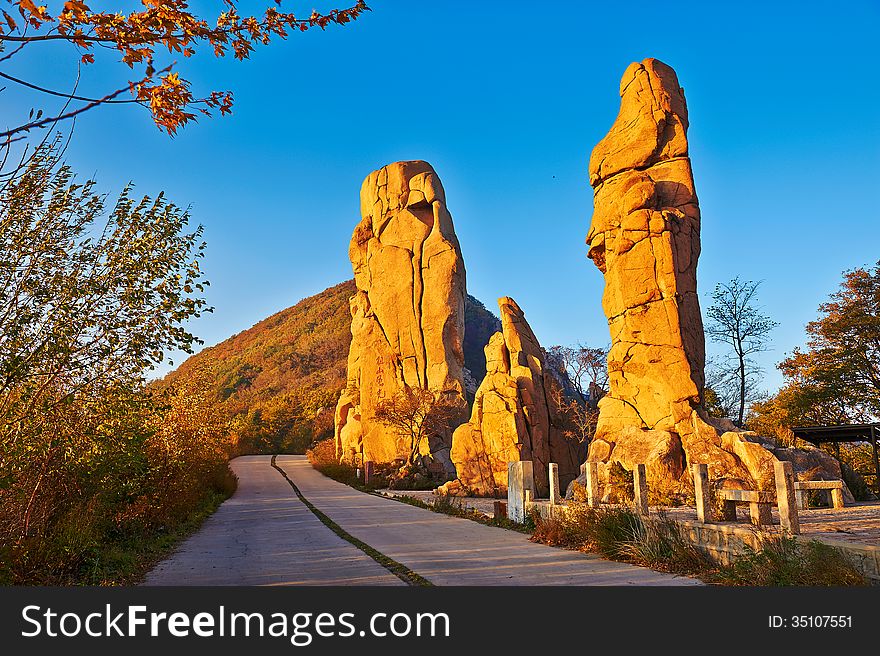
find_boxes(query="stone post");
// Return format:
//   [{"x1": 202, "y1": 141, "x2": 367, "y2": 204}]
[
  {"x1": 355, "y1": 467, "x2": 361, "y2": 481},
  {"x1": 693, "y1": 463, "x2": 711, "y2": 523},
  {"x1": 830, "y1": 486, "x2": 845, "y2": 509},
  {"x1": 507, "y1": 461, "x2": 536, "y2": 523},
  {"x1": 774, "y1": 460, "x2": 800, "y2": 536},
  {"x1": 549, "y1": 463, "x2": 560, "y2": 505},
  {"x1": 586, "y1": 462, "x2": 600, "y2": 508},
  {"x1": 493, "y1": 501, "x2": 507, "y2": 520},
  {"x1": 364, "y1": 460, "x2": 375, "y2": 486},
  {"x1": 633, "y1": 464, "x2": 648, "y2": 514},
  {"x1": 795, "y1": 488, "x2": 807, "y2": 510}
]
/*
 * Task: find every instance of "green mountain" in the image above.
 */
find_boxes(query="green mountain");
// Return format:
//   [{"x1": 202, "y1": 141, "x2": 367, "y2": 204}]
[{"x1": 158, "y1": 280, "x2": 501, "y2": 453}]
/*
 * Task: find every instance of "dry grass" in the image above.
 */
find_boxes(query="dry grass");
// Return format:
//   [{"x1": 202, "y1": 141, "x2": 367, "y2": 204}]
[
  {"x1": 710, "y1": 536, "x2": 869, "y2": 586},
  {"x1": 530, "y1": 503, "x2": 869, "y2": 586}
]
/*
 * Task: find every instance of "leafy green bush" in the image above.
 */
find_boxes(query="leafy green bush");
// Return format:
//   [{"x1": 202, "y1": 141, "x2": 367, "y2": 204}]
[{"x1": 0, "y1": 147, "x2": 235, "y2": 584}]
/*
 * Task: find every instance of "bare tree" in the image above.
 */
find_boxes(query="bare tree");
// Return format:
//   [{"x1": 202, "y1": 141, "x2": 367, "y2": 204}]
[
  {"x1": 373, "y1": 387, "x2": 460, "y2": 469},
  {"x1": 544, "y1": 344, "x2": 609, "y2": 405},
  {"x1": 550, "y1": 386, "x2": 599, "y2": 446},
  {"x1": 706, "y1": 278, "x2": 778, "y2": 426}
]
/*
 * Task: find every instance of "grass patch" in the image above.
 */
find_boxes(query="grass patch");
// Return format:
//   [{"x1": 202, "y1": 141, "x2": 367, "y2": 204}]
[
  {"x1": 530, "y1": 504, "x2": 712, "y2": 576},
  {"x1": 710, "y1": 536, "x2": 869, "y2": 586},
  {"x1": 530, "y1": 503, "x2": 869, "y2": 586}
]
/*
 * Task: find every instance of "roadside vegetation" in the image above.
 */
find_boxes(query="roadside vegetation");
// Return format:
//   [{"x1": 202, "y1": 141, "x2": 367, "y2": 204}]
[
  {"x1": 0, "y1": 144, "x2": 236, "y2": 585},
  {"x1": 529, "y1": 504, "x2": 869, "y2": 586},
  {"x1": 0, "y1": 0, "x2": 371, "y2": 586},
  {"x1": 309, "y1": 431, "x2": 869, "y2": 586}
]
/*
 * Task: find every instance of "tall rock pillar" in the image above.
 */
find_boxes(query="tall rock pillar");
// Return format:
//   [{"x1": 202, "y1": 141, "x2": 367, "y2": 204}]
[
  {"x1": 334, "y1": 161, "x2": 468, "y2": 473},
  {"x1": 586, "y1": 59, "x2": 761, "y2": 492}
]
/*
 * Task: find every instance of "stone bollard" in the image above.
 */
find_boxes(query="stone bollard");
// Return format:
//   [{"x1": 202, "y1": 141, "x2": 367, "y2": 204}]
[
  {"x1": 693, "y1": 463, "x2": 711, "y2": 523},
  {"x1": 633, "y1": 464, "x2": 648, "y2": 514},
  {"x1": 507, "y1": 461, "x2": 536, "y2": 523},
  {"x1": 830, "y1": 486, "x2": 845, "y2": 510},
  {"x1": 355, "y1": 467, "x2": 361, "y2": 481},
  {"x1": 795, "y1": 488, "x2": 808, "y2": 510},
  {"x1": 774, "y1": 460, "x2": 800, "y2": 535},
  {"x1": 364, "y1": 460, "x2": 375, "y2": 486},
  {"x1": 493, "y1": 501, "x2": 507, "y2": 520},
  {"x1": 549, "y1": 463, "x2": 561, "y2": 505},
  {"x1": 585, "y1": 462, "x2": 600, "y2": 508}
]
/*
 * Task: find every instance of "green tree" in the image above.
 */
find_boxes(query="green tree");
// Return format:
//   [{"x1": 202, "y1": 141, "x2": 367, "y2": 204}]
[
  {"x1": 760, "y1": 262, "x2": 880, "y2": 428},
  {"x1": 0, "y1": 141, "x2": 215, "y2": 579},
  {"x1": 746, "y1": 263, "x2": 880, "y2": 500},
  {"x1": 0, "y1": 143, "x2": 209, "y2": 424},
  {"x1": 706, "y1": 277, "x2": 778, "y2": 426}
]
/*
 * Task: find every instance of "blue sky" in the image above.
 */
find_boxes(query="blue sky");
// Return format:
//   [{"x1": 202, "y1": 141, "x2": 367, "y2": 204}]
[{"x1": 2, "y1": 0, "x2": 879, "y2": 392}]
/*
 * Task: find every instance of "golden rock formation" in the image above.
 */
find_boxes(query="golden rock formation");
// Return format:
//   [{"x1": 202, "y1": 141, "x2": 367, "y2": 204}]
[
  {"x1": 443, "y1": 297, "x2": 587, "y2": 497},
  {"x1": 586, "y1": 59, "x2": 778, "y2": 493},
  {"x1": 334, "y1": 161, "x2": 468, "y2": 472}
]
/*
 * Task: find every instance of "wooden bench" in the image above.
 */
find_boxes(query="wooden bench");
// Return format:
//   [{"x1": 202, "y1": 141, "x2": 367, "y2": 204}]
[
  {"x1": 718, "y1": 489, "x2": 775, "y2": 526},
  {"x1": 794, "y1": 480, "x2": 844, "y2": 509}
]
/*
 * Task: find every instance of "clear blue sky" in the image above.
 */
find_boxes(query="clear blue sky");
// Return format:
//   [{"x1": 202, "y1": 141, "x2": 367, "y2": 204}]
[{"x1": 3, "y1": 1, "x2": 879, "y2": 392}]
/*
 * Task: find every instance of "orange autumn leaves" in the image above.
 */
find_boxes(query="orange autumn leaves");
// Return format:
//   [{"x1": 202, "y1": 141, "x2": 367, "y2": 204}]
[{"x1": 1, "y1": 0, "x2": 369, "y2": 135}]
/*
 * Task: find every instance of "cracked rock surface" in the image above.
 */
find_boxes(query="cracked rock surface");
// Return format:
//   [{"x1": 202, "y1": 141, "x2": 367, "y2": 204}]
[
  {"x1": 334, "y1": 161, "x2": 468, "y2": 472},
  {"x1": 442, "y1": 298, "x2": 587, "y2": 498},
  {"x1": 585, "y1": 59, "x2": 848, "y2": 497}
]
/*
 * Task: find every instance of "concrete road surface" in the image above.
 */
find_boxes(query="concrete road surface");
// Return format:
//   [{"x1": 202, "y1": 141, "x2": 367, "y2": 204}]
[
  {"x1": 275, "y1": 455, "x2": 702, "y2": 586},
  {"x1": 143, "y1": 455, "x2": 404, "y2": 585}
]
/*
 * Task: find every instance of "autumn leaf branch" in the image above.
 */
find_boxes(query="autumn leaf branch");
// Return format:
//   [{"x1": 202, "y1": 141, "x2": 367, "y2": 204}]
[{"x1": 0, "y1": 0, "x2": 370, "y2": 136}]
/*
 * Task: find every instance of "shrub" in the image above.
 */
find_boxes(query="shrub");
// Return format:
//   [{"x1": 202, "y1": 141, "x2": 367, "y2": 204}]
[
  {"x1": 712, "y1": 537, "x2": 868, "y2": 586},
  {"x1": 306, "y1": 437, "x2": 338, "y2": 467}
]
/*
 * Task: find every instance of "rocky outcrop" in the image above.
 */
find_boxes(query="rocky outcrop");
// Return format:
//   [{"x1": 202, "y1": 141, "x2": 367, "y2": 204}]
[
  {"x1": 584, "y1": 58, "x2": 848, "y2": 498},
  {"x1": 334, "y1": 161, "x2": 469, "y2": 472},
  {"x1": 441, "y1": 298, "x2": 587, "y2": 497}
]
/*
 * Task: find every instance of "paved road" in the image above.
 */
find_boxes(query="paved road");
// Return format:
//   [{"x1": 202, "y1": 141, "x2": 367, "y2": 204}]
[
  {"x1": 145, "y1": 455, "x2": 701, "y2": 586},
  {"x1": 275, "y1": 456, "x2": 701, "y2": 586},
  {"x1": 143, "y1": 456, "x2": 403, "y2": 585}
]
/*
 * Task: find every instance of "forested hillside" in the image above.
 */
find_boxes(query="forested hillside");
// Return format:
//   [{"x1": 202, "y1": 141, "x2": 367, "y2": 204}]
[{"x1": 158, "y1": 281, "x2": 501, "y2": 453}]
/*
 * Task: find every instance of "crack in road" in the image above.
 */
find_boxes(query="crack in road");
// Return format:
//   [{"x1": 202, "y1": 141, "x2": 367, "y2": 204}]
[{"x1": 270, "y1": 455, "x2": 432, "y2": 587}]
